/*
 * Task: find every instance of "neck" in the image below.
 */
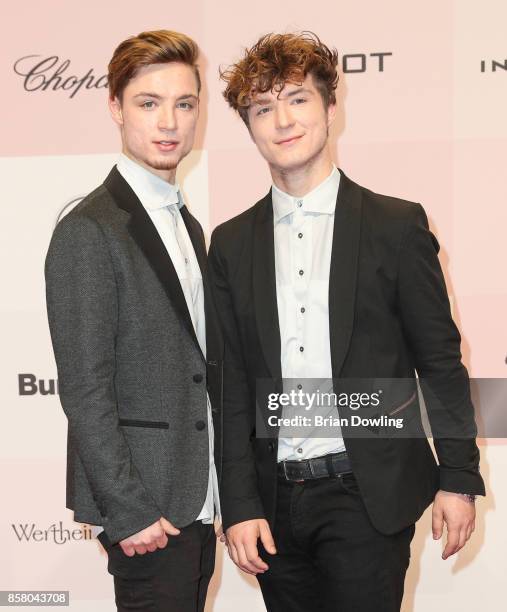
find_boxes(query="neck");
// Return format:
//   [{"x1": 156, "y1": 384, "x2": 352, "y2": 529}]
[
  {"x1": 122, "y1": 150, "x2": 177, "y2": 185},
  {"x1": 270, "y1": 147, "x2": 334, "y2": 197}
]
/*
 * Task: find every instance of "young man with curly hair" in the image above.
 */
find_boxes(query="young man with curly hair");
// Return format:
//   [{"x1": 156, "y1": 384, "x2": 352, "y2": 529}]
[{"x1": 209, "y1": 32, "x2": 484, "y2": 611}]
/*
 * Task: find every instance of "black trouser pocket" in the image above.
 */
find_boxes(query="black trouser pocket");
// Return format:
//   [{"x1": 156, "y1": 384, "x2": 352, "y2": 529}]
[{"x1": 339, "y1": 472, "x2": 362, "y2": 496}]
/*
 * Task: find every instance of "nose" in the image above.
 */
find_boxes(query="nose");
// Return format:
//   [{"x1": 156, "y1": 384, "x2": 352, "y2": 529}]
[
  {"x1": 158, "y1": 105, "x2": 177, "y2": 132},
  {"x1": 274, "y1": 102, "x2": 294, "y2": 130}
]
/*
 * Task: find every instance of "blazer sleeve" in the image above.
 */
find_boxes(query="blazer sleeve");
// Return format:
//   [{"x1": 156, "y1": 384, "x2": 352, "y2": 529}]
[
  {"x1": 208, "y1": 230, "x2": 266, "y2": 530},
  {"x1": 397, "y1": 203, "x2": 485, "y2": 496},
  {"x1": 45, "y1": 213, "x2": 162, "y2": 544}
]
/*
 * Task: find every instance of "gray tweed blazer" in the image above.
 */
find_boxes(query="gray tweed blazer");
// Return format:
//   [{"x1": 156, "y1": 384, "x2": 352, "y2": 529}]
[{"x1": 45, "y1": 166, "x2": 223, "y2": 545}]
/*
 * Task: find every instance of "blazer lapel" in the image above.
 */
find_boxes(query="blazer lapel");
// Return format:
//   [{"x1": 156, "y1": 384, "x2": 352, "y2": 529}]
[
  {"x1": 253, "y1": 193, "x2": 282, "y2": 384},
  {"x1": 180, "y1": 204, "x2": 207, "y2": 275},
  {"x1": 329, "y1": 169, "x2": 362, "y2": 377},
  {"x1": 103, "y1": 166, "x2": 203, "y2": 359},
  {"x1": 180, "y1": 204, "x2": 223, "y2": 360}
]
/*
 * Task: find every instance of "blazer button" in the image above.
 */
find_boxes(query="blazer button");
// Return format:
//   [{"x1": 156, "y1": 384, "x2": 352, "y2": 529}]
[
  {"x1": 195, "y1": 420, "x2": 206, "y2": 431},
  {"x1": 268, "y1": 442, "x2": 275, "y2": 452},
  {"x1": 193, "y1": 373, "x2": 203, "y2": 383}
]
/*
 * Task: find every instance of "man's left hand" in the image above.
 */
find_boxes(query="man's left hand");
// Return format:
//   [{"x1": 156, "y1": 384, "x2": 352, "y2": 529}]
[{"x1": 432, "y1": 490, "x2": 476, "y2": 560}]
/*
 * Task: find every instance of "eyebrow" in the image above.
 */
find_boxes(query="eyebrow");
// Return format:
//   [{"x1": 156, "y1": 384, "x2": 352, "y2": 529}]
[
  {"x1": 284, "y1": 87, "x2": 313, "y2": 99},
  {"x1": 133, "y1": 92, "x2": 198, "y2": 101},
  {"x1": 251, "y1": 96, "x2": 272, "y2": 107},
  {"x1": 133, "y1": 92, "x2": 163, "y2": 100},
  {"x1": 251, "y1": 87, "x2": 313, "y2": 106}
]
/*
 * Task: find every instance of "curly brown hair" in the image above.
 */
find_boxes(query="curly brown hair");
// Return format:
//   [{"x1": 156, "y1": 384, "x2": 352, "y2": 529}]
[
  {"x1": 108, "y1": 30, "x2": 201, "y2": 102},
  {"x1": 220, "y1": 31, "x2": 338, "y2": 126}
]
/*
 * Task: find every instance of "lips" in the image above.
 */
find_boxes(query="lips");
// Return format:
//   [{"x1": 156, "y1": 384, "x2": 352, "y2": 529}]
[
  {"x1": 154, "y1": 140, "x2": 179, "y2": 152},
  {"x1": 276, "y1": 135, "x2": 303, "y2": 146}
]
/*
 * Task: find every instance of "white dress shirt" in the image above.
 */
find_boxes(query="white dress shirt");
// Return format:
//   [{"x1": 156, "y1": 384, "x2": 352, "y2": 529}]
[
  {"x1": 105, "y1": 154, "x2": 219, "y2": 529},
  {"x1": 272, "y1": 166, "x2": 346, "y2": 462}
]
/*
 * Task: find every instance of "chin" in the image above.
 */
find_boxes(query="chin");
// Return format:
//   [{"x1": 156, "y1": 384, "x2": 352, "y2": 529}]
[
  {"x1": 148, "y1": 156, "x2": 179, "y2": 171},
  {"x1": 274, "y1": 154, "x2": 311, "y2": 173}
]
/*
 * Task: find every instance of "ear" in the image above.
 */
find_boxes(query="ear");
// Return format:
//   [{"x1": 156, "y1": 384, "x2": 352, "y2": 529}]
[
  {"x1": 326, "y1": 101, "x2": 337, "y2": 127},
  {"x1": 108, "y1": 96, "x2": 124, "y2": 126}
]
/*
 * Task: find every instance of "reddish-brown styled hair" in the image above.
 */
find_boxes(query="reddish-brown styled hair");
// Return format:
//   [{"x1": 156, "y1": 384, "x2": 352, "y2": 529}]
[
  {"x1": 220, "y1": 31, "x2": 338, "y2": 126},
  {"x1": 108, "y1": 30, "x2": 201, "y2": 102}
]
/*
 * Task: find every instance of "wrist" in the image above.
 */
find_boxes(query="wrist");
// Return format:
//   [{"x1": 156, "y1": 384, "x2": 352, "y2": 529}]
[{"x1": 457, "y1": 493, "x2": 476, "y2": 503}]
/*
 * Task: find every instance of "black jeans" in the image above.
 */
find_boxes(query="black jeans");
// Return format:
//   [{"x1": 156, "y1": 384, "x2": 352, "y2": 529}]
[
  {"x1": 257, "y1": 473, "x2": 415, "y2": 612},
  {"x1": 98, "y1": 522, "x2": 215, "y2": 612}
]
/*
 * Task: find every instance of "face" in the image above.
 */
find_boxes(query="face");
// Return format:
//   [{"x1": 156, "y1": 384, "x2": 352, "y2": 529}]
[
  {"x1": 247, "y1": 73, "x2": 335, "y2": 174},
  {"x1": 109, "y1": 62, "x2": 199, "y2": 181}
]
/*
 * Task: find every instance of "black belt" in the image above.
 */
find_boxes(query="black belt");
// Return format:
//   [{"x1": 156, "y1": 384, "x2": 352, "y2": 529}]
[{"x1": 278, "y1": 451, "x2": 352, "y2": 482}]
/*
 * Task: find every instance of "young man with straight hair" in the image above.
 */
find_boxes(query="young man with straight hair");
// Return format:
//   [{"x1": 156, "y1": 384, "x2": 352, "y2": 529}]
[
  {"x1": 45, "y1": 30, "x2": 222, "y2": 612},
  {"x1": 209, "y1": 32, "x2": 485, "y2": 611}
]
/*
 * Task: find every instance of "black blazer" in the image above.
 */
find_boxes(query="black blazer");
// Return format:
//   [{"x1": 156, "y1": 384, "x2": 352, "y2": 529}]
[{"x1": 208, "y1": 168, "x2": 485, "y2": 535}]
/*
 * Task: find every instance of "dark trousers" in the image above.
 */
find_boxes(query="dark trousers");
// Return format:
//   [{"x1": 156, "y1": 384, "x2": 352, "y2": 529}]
[
  {"x1": 257, "y1": 473, "x2": 415, "y2": 612},
  {"x1": 98, "y1": 522, "x2": 215, "y2": 612}
]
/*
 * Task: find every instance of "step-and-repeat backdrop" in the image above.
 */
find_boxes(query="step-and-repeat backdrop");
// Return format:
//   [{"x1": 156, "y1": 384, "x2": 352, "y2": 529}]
[{"x1": 1, "y1": 1, "x2": 505, "y2": 610}]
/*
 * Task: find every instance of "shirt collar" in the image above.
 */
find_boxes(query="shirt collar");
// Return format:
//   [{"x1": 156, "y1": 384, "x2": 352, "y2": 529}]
[
  {"x1": 271, "y1": 166, "x2": 340, "y2": 223},
  {"x1": 116, "y1": 153, "x2": 183, "y2": 211}
]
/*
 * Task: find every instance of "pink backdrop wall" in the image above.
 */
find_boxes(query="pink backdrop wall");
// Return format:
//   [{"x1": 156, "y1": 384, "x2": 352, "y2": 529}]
[{"x1": 1, "y1": 1, "x2": 505, "y2": 610}]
